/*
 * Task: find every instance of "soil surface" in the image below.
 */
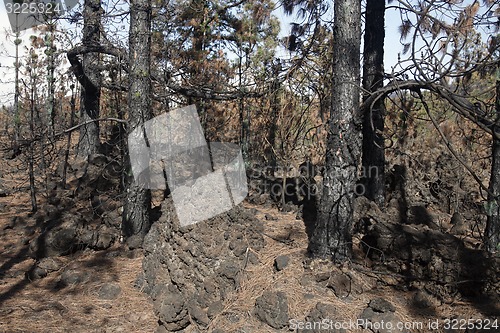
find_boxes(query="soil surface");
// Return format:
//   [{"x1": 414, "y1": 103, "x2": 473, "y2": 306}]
[{"x1": 0, "y1": 154, "x2": 498, "y2": 333}]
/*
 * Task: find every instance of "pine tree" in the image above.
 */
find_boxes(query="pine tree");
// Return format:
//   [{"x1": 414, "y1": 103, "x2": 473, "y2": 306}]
[
  {"x1": 361, "y1": 0, "x2": 386, "y2": 207},
  {"x1": 122, "y1": 0, "x2": 153, "y2": 244},
  {"x1": 77, "y1": 0, "x2": 102, "y2": 157},
  {"x1": 308, "y1": 0, "x2": 362, "y2": 262}
]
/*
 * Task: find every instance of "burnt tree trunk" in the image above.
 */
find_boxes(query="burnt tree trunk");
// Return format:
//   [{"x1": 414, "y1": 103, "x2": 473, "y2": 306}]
[
  {"x1": 46, "y1": 21, "x2": 56, "y2": 136},
  {"x1": 122, "y1": 0, "x2": 153, "y2": 242},
  {"x1": 485, "y1": 75, "x2": 500, "y2": 255},
  {"x1": 308, "y1": 0, "x2": 362, "y2": 262},
  {"x1": 266, "y1": 61, "x2": 281, "y2": 176},
  {"x1": 78, "y1": 0, "x2": 102, "y2": 157},
  {"x1": 361, "y1": 0, "x2": 386, "y2": 207}
]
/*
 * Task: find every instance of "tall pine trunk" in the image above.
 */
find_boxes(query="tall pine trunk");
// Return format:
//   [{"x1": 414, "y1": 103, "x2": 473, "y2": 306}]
[
  {"x1": 266, "y1": 62, "x2": 281, "y2": 175},
  {"x1": 28, "y1": 55, "x2": 37, "y2": 213},
  {"x1": 78, "y1": 0, "x2": 102, "y2": 157},
  {"x1": 485, "y1": 74, "x2": 500, "y2": 255},
  {"x1": 308, "y1": 0, "x2": 361, "y2": 262},
  {"x1": 46, "y1": 21, "x2": 56, "y2": 136},
  {"x1": 122, "y1": 0, "x2": 153, "y2": 243},
  {"x1": 361, "y1": 0, "x2": 385, "y2": 207},
  {"x1": 13, "y1": 14, "x2": 21, "y2": 157}
]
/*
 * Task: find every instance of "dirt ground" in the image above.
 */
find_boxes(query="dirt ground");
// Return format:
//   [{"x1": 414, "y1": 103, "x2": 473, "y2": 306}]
[
  {"x1": 0, "y1": 193, "x2": 156, "y2": 333},
  {"x1": 1, "y1": 194, "x2": 498, "y2": 332},
  {"x1": 0, "y1": 151, "x2": 498, "y2": 333}
]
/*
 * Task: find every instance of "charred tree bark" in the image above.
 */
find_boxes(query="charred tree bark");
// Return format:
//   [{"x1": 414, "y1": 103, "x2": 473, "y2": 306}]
[
  {"x1": 308, "y1": 0, "x2": 362, "y2": 262},
  {"x1": 46, "y1": 21, "x2": 56, "y2": 136},
  {"x1": 361, "y1": 0, "x2": 386, "y2": 207},
  {"x1": 78, "y1": 0, "x2": 102, "y2": 157},
  {"x1": 62, "y1": 84, "x2": 77, "y2": 189},
  {"x1": 122, "y1": 0, "x2": 153, "y2": 242},
  {"x1": 266, "y1": 61, "x2": 281, "y2": 176},
  {"x1": 28, "y1": 58, "x2": 37, "y2": 213},
  {"x1": 485, "y1": 75, "x2": 500, "y2": 255},
  {"x1": 12, "y1": 14, "x2": 21, "y2": 158}
]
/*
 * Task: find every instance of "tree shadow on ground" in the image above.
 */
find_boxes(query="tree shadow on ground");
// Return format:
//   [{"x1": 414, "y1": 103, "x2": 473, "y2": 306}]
[{"x1": 457, "y1": 247, "x2": 500, "y2": 317}]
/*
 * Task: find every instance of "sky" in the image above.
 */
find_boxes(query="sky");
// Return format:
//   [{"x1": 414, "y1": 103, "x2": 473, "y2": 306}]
[
  {"x1": 0, "y1": 1, "x2": 433, "y2": 108},
  {"x1": 276, "y1": 5, "x2": 406, "y2": 71}
]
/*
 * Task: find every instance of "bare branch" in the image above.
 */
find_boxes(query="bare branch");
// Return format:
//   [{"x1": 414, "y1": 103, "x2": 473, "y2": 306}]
[
  {"x1": 417, "y1": 89, "x2": 493, "y2": 197},
  {"x1": 4, "y1": 118, "x2": 127, "y2": 153},
  {"x1": 361, "y1": 79, "x2": 498, "y2": 138}
]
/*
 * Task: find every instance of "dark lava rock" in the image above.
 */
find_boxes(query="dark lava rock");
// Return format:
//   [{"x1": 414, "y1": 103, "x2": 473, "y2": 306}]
[
  {"x1": 299, "y1": 302, "x2": 345, "y2": 333},
  {"x1": 359, "y1": 209, "x2": 500, "y2": 300},
  {"x1": 126, "y1": 234, "x2": 144, "y2": 250},
  {"x1": 142, "y1": 199, "x2": 265, "y2": 332},
  {"x1": 274, "y1": 255, "x2": 290, "y2": 271},
  {"x1": 281, "y1": 202, "x2": 296, "y2": 213},
  {"x1": 0, "y1": 186, "x2": 9, "y2": 197},
  {"x1": 30, "y1": 223, "x2": 78, "y2": 258},
  {"x1": 412, "y1": 291, "x2": 435, "y2": 309},
  {"x1": 155, "y1": 285, "x2": 190, "y2": 331},
  {"x1": 247, "y1": 251, "x2": 260, "y2": 265},
  {"x1": 155, "y1": 325, "x2": 169, "y2": 333},
  {"x1": 218, "y1": 260, "x2": 240, "y2": 287},
  {"x1": 79, "y1": 225, "x2": 117, "y2": 251},
  {"x1": 229, "y1": 239, "x2": 248, "y2": 257},
  {"x1": 134, "y1": 273, "x2": 146, "y2": 290},
  {"x1": 264, "y1": 213, "x2": 277, "y2": 221},
  {"x1": 59, "y1": 268, "x2": 91, "y2": 286},
  {"x1": 368, "y1": 298, "x2": 396, "y2": 313},
  {"x1": 94, "y1": 226, "x2": 117, "y2": 250},
  {"x1": 37, "y1": 257, "x2": 63, "y2": 273},
  {"x1": 207, "y1": 300, "x2": 224, "y2": 319},
  {"x1": 359, "y1": 298, "x2": 401, "y2": 333},
  {"x1": 254, "y1": 291, "x2": 289, "y2": 329},
  {"x1": 326, "y1": 272, "x2": 352, "y2": 298},
  {"x1": 189, "y1": 303, "x2": 210, "y2": 327},
  {"x1": 26, "y1": 266, "x2": 48, "y2": 280},
  {"x1": 98, "y1": 283, "x2": 122, "y2": 300}
]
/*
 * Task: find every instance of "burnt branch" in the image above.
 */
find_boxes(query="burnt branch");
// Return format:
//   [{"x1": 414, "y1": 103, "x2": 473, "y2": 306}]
[
  {"x1": 361, "y1": 79, "x2": 499, "y2": 138},
  {"x1": 66, "y1": 44, "x2": 127, "y2": 91}
]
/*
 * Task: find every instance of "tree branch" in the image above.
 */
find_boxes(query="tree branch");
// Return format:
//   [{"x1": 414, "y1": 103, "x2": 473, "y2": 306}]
[
  {"x1": 165, "y1": 83, "x2": 266, "y2": 100},
  {"x1": 417, "y1": 89, "x2": 493, "y2": 197},
  {"x1": 361, "y1": 79, "x2": 498, "y2": 138},
  {"x1": 66, "y1": 44, "x2": 127, "y2": 90},
  {"x1": 4, "y1": 118, "x2": 127, "y2": 153}
]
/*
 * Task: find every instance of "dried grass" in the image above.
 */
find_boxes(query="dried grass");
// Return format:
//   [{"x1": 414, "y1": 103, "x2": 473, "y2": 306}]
[{"x1": 0, "y1": 246, "x2": 156, "y2": 333}]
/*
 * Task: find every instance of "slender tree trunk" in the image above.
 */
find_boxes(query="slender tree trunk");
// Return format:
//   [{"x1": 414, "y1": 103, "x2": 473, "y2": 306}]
[
  {"x1": 485, "y1": 75, "x2": 500, "y2": 255},
  {"x1": 28, "y1": 59, "x2": 37, "y2": 213},
  {"x1": 62, "y1": 84, "x2": 77, "y2": 189},
  {"x1": 13, "y1": 14, "x2": 21, "y2": 157},
  {"x1": 78, "y1": 0, "x2": 102, "y2": 157},
  {"x1": 266, "y1": 62, "x2": 281, "y2": 176},
  {"x1": 46, "y1": 21, "x2": 56, "y2": 136},
  {"x1": 238, "y1": 54, "x2": 248, "y2": 161},
  {"x1": 308, "y1": 0, "x2": 362, "y2": 263},
  {"x1": 122, "y1": 0, "x2": 152, "y2": 242},
  {"x1": 362, "y1": 0, "x2": 386, "y2": 207}
]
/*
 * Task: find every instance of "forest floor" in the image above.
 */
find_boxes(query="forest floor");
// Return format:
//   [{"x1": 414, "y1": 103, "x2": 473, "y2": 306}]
[
  {"x1": 0, "y1": 194, "x2": 498, "y2": 332},
  {"x1": 0, "y1": 191, "x2": 157, "y2": 333},
  {"x1": 0, "y1": 146, "x2": 155, "y2": 333},
  {"x1": 0, "y1": 149, "x2": 498, "y2": 333}
]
